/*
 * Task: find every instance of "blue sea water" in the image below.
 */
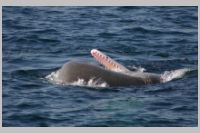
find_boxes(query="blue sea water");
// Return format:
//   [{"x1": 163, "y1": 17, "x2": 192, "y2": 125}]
[{"x1": 2, "y1": 6, "x2": 198, "y2": 127}]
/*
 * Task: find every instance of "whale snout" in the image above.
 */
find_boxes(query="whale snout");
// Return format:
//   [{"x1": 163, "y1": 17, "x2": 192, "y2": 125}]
[{"x1": 91, "y1": 49, "x2": 98, "y2": 56}]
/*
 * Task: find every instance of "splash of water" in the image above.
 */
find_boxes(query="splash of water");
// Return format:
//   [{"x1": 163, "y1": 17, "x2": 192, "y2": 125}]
[
  {"x1": 161, "y1": 68, "x2": 191, "y2": 83},
  {"x1": 129, "y1": 65, "x2": 146, "y2": 72},
  {"x1": 45, "y1": 70, "x2": 108, "y2": 88},
  {"x1": 71, "y1": 78, "x2": 108, "y2": 88}
]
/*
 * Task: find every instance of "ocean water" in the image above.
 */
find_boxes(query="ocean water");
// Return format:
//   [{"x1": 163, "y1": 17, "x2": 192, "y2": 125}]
[{"x1": 2, "y1": 6, "x2": 198, "y2": 127}]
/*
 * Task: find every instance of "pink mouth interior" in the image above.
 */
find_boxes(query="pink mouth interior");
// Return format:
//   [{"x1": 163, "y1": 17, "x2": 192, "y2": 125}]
[{"x1": 91, "y1": 49, "x2": 128, "y2": 72}]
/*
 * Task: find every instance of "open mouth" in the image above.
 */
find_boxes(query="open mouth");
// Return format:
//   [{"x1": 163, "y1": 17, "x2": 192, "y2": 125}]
[{"x1": 91, "y1": 49, "x2": 129, "y2": 72}]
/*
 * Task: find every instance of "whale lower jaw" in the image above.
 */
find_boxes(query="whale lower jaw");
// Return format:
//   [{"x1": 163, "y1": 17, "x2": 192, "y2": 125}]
[{"x1": 91, "y1": 49, "x2": 130, "y2": 73}]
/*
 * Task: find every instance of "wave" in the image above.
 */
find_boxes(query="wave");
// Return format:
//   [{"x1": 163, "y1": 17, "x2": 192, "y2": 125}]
[{"x1": 123, "y1": 27, "x2": 194, "y2": 35}]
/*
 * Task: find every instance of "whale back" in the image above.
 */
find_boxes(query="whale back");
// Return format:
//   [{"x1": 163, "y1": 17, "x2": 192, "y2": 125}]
[{"x1": 57, "y1": 61, "x2": 161, "y2": 86}]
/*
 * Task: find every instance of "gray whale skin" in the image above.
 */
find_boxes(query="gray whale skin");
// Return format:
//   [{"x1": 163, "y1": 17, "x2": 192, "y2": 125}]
[{"x1": 56, "y1": 61, "x2": 162, "y2": 87}]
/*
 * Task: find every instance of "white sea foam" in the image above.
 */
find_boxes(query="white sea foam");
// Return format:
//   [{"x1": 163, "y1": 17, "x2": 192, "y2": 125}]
[
  {"x1": 129, "y1": 65, "x2": 146, "y2": 72},
  {"x1": 45, "y1": 70, "x2": 108, "y2": 88},
  {"x1": 45, "y1": 70, "x2": 62, "y2": 84},
  {"x1": 71, "y1": 78, "x2": 108, "y2": 88},
  {"x1": 161, "y1": 68, "x2": 191, "y2": 83}
]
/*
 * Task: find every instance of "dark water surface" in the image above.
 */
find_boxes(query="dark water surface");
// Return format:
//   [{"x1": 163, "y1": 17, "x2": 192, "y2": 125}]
[{"x1": 2, "y1": 6, "x2": 198, "y2": 127}]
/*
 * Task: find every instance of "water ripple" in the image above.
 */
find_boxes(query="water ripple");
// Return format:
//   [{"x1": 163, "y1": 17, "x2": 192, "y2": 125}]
[{"x1": 3, "y1": 6, "x2": 197, "y2": 127}]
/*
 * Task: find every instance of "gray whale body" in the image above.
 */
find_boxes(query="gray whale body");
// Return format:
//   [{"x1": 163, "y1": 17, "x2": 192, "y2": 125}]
[{"x1": 56, "y1": 61, "x2": 162, "y2": 87}]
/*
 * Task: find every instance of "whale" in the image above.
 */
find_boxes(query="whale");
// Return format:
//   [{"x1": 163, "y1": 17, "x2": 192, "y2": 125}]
[
  {"x1": 47, "y1": 49, "x2": 190, "y2": 87},
  {"x1": 56, "y1": 61, "x2": 162, "y2": 86},
  {"x1": 50, "y1": 49, "x2": 190, "y2": 87}
]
